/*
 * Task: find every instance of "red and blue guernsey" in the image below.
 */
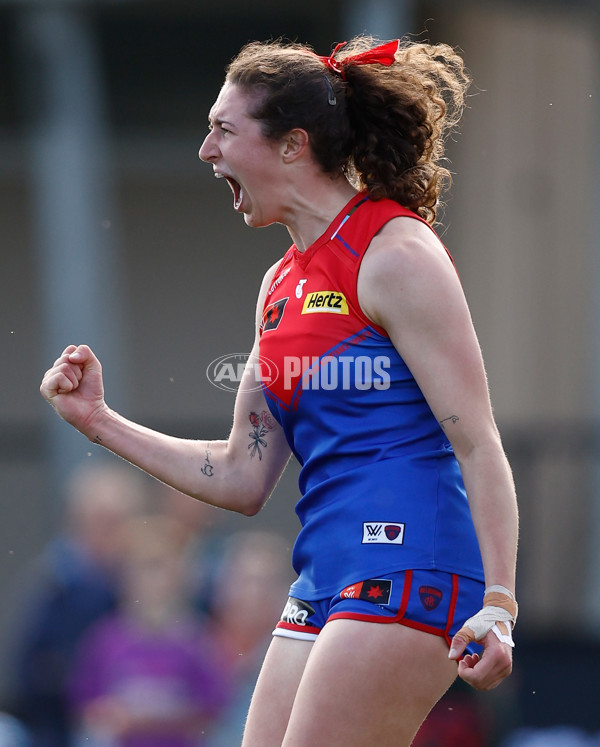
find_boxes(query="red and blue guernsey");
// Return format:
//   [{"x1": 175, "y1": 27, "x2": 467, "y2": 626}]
[{"x1": 259, "y1": 192, "x2": 484, "y2": 601}]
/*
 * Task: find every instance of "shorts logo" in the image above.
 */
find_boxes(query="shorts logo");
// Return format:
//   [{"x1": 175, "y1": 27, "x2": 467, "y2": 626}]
[
  {"x1": 419, "y1": 586, "x2": 443, "y2": 611},
  {"x1": 261, "y1": 297, "x2": 288, "y2": 332},
  {"x1": 362, "y1": 522, "x2": 405, "y2": 545},
  {"x1": 341, "y1": 578, "x2": 392, "y2": 605},
  {"x1": 280, "y1": 597, "x2": 315, "y2": 627},
  {"x1": 301, "y1": 291, "x2": 349, "y2": 315}
]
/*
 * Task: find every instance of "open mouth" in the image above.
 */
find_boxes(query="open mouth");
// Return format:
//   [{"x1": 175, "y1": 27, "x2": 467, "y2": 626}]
[{"x1": 217, "y1": 175, "x2": 243, "y2": 210}]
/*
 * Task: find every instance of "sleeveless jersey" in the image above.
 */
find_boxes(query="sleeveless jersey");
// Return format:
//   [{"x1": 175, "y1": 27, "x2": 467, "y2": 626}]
[{"x1": 259, "y1": 192, "x2": 484, "y2": 600}]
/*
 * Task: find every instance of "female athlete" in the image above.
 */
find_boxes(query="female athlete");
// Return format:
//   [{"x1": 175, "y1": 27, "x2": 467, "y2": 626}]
[{"x1": 41, "y1": 36, "x2": 518, "y2": 746}]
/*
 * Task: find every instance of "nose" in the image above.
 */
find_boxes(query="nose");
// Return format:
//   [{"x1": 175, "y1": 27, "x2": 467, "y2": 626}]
[{"x1": 198, "y1": 130, "x2": 218, "y2": 163}]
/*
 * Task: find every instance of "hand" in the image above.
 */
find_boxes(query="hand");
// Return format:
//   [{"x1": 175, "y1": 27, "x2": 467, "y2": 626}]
[
  {"x1": 449, "y1": 628, "x2": 513, "y2": 690},
  {"x1": 40, "y1": 344, "x2": 106, "y2": 435}
]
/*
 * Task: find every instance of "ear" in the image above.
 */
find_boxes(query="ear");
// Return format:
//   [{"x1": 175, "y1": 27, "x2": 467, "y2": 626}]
[{"x1": 280, "y1": 128, "x2": 309, "y2": 163}]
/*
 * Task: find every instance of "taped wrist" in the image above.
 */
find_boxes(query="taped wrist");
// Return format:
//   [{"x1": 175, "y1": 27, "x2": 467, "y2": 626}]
[{"x1": 456, "y1": 587, "x2": 518, "y2": 647}]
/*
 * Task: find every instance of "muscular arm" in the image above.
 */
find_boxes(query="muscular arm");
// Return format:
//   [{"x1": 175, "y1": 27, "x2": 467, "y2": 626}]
[
  {"x1": 40, "y1": 262, "x2": 291, "y2": 516},
  {"x1": 358, "y1": 218, "x2": 518, "y2": 689},
  {"x1": 359, "y1": 218, "x2": 517, "y2": 591}
]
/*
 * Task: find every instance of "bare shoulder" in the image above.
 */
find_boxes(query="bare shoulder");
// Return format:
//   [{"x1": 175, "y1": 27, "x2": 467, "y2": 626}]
[
  {"x1": 359, "y1": 216, "x2": 464, "y2": 329},
  {"x1": 259, "y1": 258, "x2": 285, "y2": 300},
  {"x1": 362, "y1": 216, "x2": 455, "y2": 283},
  {"x1": 254, "y1": 258, "x2": 285, "y2": 326}
]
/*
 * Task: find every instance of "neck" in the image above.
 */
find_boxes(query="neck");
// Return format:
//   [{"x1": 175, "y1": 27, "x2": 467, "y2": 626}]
[{"x1": 283, "y1": 176, "x2": 359, "y2": 252}]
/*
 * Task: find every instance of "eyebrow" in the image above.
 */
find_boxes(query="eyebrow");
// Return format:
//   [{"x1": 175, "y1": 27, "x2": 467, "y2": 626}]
[{"x1": 208, "y1": 115, "x2": 236, "y2": 129}]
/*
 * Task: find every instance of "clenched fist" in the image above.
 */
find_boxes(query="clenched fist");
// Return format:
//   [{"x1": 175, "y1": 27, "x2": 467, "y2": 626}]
[{"x1": 40, "y1": 344, "x2": 106, "y2": 437}]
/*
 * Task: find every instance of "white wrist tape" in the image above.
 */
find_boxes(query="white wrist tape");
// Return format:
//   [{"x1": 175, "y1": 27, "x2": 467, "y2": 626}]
[
  {"x1": 462, "y1": 605, "x2": 516, "y2": 646},
  {"x1": 485, "y1": 585, "x2": 516, "y2": 601},
  {"x1": 491, "y1": 623, "x2": 515, "y2": 647}
]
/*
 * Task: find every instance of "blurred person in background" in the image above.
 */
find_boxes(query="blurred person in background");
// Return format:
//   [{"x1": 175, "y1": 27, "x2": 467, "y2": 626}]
[
  {"x1": 0, "y1": 711, "x2": 32, "y2": 746},
  {"x1": 68, "y1": 515, "x2": 229, "y2": 747},
  {"x1": 151, "y1": 483, "x2": 227, "y2": 618},
  {"x1": 9, "y1": 463, "x2": 147, "y2": 747},
  {"x1": 40, "y1": 33, "x2": 519, "y2": 746},
  {"x1": 206, "y1": 531, "x2": 292, "y2": 746}
]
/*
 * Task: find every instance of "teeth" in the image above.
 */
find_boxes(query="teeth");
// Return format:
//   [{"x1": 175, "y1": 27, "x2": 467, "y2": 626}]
[
  {"x1": 234, "y1": 188, "x2": 243, "y2": 209},
  {"x1": 214, "y1": 173, "x2": 224, "y2": 179}
]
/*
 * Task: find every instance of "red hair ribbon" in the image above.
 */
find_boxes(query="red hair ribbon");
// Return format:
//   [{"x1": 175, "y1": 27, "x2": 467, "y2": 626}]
[{"x1": 317, "y1": 39, "x2": 400, "y2": 81}]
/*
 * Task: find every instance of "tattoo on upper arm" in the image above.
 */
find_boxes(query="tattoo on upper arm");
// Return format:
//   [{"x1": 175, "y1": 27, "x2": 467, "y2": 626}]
[
  {"x1": 439, "y1": 415, "x2": 460, "y2": 430},
  {"x1": 200, "y1": 446, "x2": 214, "y2": 477},
  {"x1": 248, "y1": 410, "x2": 276, "y2": 460}
]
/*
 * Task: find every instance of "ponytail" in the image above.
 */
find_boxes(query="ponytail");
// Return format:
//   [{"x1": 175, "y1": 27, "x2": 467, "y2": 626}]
[{"x1": 340, "y1": 37, "x2": 471, "y2": 224}]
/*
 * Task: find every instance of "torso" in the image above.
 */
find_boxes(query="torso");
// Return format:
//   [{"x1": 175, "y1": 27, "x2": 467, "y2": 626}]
[{"x1": 259, "y1": 193, "x2": 484, "y2": 599}]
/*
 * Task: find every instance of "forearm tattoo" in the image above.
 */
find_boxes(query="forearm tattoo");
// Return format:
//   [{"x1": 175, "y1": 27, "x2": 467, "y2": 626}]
[
  {"x1": 248, "y1": 410, "x2": 276, "y2": 460},
  {"x1": 200, "y1": 445, "x2": 214, "y2": 477},
  {"x1": 439, "y1": 414, "x2": 460, "y2": 430}
]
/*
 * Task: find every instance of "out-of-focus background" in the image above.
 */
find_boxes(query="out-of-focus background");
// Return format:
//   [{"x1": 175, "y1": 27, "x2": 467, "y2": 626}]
[{"x1": 0, "y1": 0, "x2": 599, "y2": 745}]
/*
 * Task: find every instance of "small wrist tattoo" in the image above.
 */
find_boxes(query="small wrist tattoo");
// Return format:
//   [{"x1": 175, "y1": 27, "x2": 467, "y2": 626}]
[
  {"x1": 439, "y1": 415, "x2": 460, "y2": 430},
  {"x1": 93, "y1": 435, "x2": 103, "y2": 444},
  {"x1": 200, "y1": 446, "x2": 214, "y2": 477}
]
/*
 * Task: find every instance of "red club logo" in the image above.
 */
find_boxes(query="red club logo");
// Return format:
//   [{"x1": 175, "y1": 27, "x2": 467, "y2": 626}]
[
  {"x1": 419, "y1": 586, "x2": 443, "y2": 611},
  {"x1": 384, "y1": 524, "x2": 402, "y2": 541},
  {"x1": 261, "y1": 297, "x2": 289, "y2": 332}
]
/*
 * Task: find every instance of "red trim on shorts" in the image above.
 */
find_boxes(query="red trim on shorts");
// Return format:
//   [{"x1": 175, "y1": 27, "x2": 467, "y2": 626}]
[
  {"x1": 396, "y1": 569, "x2": 413, "y2": 620},
  {"x1": 325, "y1": 570, "x2": 460, "y2": 650},
  {"x1": 326, "y1": 612, "x2": 448, "y2": 642},
  {"x1": 444, "y1": 574, "x2": 460, "y2": 647},
  {"x1": 327, "y1": 611, "x2": 390, "y2": 624},
  {"x1": 275, "y1": 621, "x2": 322, "y2": 636},
  {"x1": 392, "y1": 617, "x2": 447, "y2": 639}
]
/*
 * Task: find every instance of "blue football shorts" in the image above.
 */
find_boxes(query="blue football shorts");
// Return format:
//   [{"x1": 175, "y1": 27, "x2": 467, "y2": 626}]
[{"x1": 273, "y1": 569, "x2": 484, "y2": 656}]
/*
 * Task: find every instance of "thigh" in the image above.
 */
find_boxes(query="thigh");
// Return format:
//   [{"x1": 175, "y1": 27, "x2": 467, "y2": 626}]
[
  {"x1": 242, "y1": 635, "x2": 313, "y2": 747},
  {"x1": 282, "y1": 618, "x2": 457, "y2": 747}
]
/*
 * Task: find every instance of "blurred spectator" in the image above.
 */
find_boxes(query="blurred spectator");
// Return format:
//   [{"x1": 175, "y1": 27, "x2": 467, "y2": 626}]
[
  {"x1": 151, "y1": 483, "x2": 226, "y2": 617},
  {"x1": 0, "y1": 712, "x2": 31, "y2": 746},
  {"x1": 9, "y1": 463, "x2": 148, "y2": 747},
  {"x1": 502, "y1": 726, "x2": 600, "y2": 746},
  {"x1": 206, "y1": 530, "x2": 292, "y2": 747},
  {"x1": 68, "y1": 515, "x2": 229, "y2": 747}
]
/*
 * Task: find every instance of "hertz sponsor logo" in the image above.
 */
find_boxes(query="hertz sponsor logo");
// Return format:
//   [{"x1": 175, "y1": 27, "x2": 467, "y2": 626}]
[{"x1": 301, "y1": 291, "x2": 348, "y2": 315}]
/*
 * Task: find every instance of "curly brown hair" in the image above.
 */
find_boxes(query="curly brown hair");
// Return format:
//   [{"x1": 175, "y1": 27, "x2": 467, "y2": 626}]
[{"x1": 225, "y1": 36, "x2": 470, "y2": 225}]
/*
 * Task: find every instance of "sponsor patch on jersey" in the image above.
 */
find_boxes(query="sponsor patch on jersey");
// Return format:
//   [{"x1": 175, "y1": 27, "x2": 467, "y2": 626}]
[
  {"x1": 419, "y1": 586, "x2": 443, "y2": 611},
  {"x1": 280, "y1": 597, "x2": 315, "y2": 627},
  {"x1": 301, "y1": 290, "x2": 349, "y2": 315},
  {"x1": 261, "y1": 297, "x2": 288, "y2": 332},
  {"x1": 267, "y1": 268, "x2": 291, "y2": 296},
  {"x1": 362, "y1": 522, "x2": 405, "y2": 545},
  {"x1": 341, "y1": 578, "x2": 392, "y2": 605}
]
